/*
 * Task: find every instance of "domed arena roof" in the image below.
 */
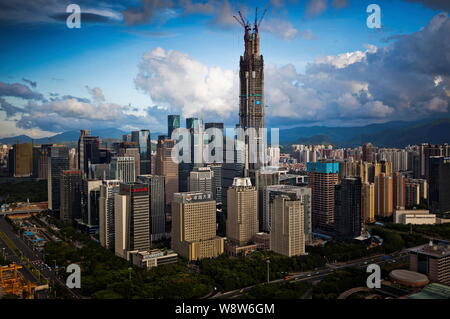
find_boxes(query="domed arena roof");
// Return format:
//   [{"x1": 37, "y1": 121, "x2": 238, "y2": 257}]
[{"x1": 389, "y1": 269, "x2": 429, "y2": 287}]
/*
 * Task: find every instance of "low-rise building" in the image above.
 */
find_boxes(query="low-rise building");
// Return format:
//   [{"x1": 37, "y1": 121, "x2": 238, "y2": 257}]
[
  {"x1": 394, "y1": 209, "x2": 436, "y2": 225},
  {"x1": 130, "y1": 249, "x2": 178, "y2": 268}
]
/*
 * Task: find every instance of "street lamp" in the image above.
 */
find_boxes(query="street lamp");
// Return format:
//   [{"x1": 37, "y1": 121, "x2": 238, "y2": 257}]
[{"x1": 266, "y1": 258, "x2": 270, "y2": 284}]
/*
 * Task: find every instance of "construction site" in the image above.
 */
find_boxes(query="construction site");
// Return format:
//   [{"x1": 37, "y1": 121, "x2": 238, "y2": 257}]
[{"x1": 0, "y1": 263, "x2": 38, "y2": 299}]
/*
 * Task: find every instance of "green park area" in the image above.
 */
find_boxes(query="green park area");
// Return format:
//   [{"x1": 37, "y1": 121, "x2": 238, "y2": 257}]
[
  {"x1": 0, "y1": 180, "x2": 47, "y2": 204},
  {"x1": 33, "y1": 216, "x2": 450, "y2": 299}
]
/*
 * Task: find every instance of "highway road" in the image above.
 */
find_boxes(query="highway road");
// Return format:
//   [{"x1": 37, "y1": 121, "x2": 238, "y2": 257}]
[
  {"x1": 0, "y1": 216, "x2": 82, "y2": 299},
  {"x1": 212, "y1": 251, "x2": 409, "y2": 299}
]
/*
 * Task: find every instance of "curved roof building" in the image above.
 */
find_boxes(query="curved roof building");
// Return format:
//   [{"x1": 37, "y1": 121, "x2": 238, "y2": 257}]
[{"x1": 389, "y1": 269, "x2": 429, "y2": 287}]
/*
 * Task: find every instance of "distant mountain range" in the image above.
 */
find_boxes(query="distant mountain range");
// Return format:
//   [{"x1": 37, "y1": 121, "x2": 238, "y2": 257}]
[
  {"x1": 1, "y1": 118, "x2": 450, "y2": 148},
  {"x1": 0, "y1": 128, "x2": 163, "y2": 145},
  {"x1": 277, "y1": 118, "x2": 450, "y2": 147}
]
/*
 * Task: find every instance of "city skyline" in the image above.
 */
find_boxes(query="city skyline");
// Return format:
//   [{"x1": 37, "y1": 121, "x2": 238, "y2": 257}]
[
  {"x1": 0, "y1": 0, "x2": 449, "y2": 139},
  {"x1": 1, "y1": 0, "x2": 450, "y2": 303}
]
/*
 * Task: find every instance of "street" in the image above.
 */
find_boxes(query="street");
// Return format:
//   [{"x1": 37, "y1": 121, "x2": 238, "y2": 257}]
[
  {"x1": 212, "y1": 251, "x2": 409, "y2": 299},
  {"x1": 0, "y1": 216, "x2": 82, "y2": 299}
]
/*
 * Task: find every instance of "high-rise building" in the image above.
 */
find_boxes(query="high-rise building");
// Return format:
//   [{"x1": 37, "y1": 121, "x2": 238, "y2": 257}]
[
  {"x1": 81, "y1": 179, "x2": 102, "y2": 228},
  {"x1": 205, "y1": 122, "x2": 224, "y2": 131},
  {"x1": 208, "y1": 164, "x2": 223, "y2": 205},
  {"x1": 226, "y1": 177, "x2": 258, "y2": 246},
  {"x1": 222, "y1": 140, "x2": 245, "y2": 211},
  {"x1": 155, "y1": 138, "x2": 178, "y2": 205},
  {"x1": 204, "y1": 123, "x2": 224, "y2": 165},
  {"x1": 263, "y1": 185, "x2": 312, "y2": 243},
  {"x1": 68, "y1": 147, "x2": 78, "y2": 170},
  {"x1": 393, "y1": 172, "x2": 406, "y2": 209},
  {"x1": 99, "y1": 179, "x2": 121, "y2": 250},
  {"x1": 117, "y1": 142, "x2": 141, "y2": 178},
  {"x1": 10, "y1": 143, "x2": 33, "y2": 177},
  {"x1": 237, "y1": 15, "x2": 265, "y2": 172},
  {"x1": 375, "y1": 173, "x2": 393, "y2": 217},
  {"x1": 186, "y1": 117, "x2": 200, "y2": 130},
  {"x1": 416, "y1": 179, "x2": 428, "y2": 200},
  {"x1": 47, "y1": 145, "x2": 69, "y2": 212},
  {"x1": 270, "y1": 194, "x2": 305, "y2": 257},
  {"x1": 405, "y1": 181, "x2": 421, "y2": 208},
  {"x1": 362, "y1": 143, "x2": 375, "y2": 163},
  {"x1": 78, "y1": 130, "x2": 100, "y2": 178},
  {"x1": 179, "y1": 118, "x2": 205, "y2": 192},
  {"x1": 131, "y1": 130, "x2": 151, "y2": 175},
  {"x1": 114, "y1": 183, "x2": 151, "y2": 259},
  {"x1": 60, "y1": 170, "x2": 82, "y2": 222},
  {"x1": 168, "y1": 115, "x2": 180, "y2": 139},
  {"x1": 307, "y1": 161, "x2": 339, "y2": 232},
  {"x1": 188, "y1": 166, "x2": 215, "y2": 196},
  {"x1": 137, "y1": 175, "x2": 167, "y2": 241},
  {"x1": 171, "y1": 191, "x2": 224, "y2": 260},
  {"x1": 429, "y1": 157, "x2": 450, "y2": 218},
  {"x1": 334, "y1": 177, "x2": 362, "y2": 239},
  {"x1": 110, "y1": 157, "x2": 135, "y2": 183},
  {"x1": 89, "y1": 163, "x2": 110, "y2": 180},
  {"x1": 253, "y1": 168, "x2": 280, "y2": 230},
  {"x1": 122, "y1": 134, "x2": 131, "y2": 142},
  {"x1": 380, "y1": 160, "x2": 392, "y2": 177},
  {"x1": 37, "y1": 144, "x2": 52, "y2": 179},
  {"x1": 339, "y1": 159, "x2": 360, "y2": 180},
  {"x1": 423, "y1": 144, "x2": 449, "y2": 179},
  {"x1": 361, "y1": 182, "x2": 375, "y2": 224},
  {"x1": 267, "y1": 147, "x2": 280, "y2": 167}
]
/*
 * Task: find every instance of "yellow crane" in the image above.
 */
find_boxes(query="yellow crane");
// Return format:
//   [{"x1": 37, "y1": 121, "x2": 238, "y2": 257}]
[{"x1": 0, "y1": 264, "x2": 37, "y2": 299}]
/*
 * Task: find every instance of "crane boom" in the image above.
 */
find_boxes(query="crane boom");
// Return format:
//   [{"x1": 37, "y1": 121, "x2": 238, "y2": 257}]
[
  {"x1": 257, "y1": 9, "x2": 267, "y2": 28},
  {"x1": 233, "y1": 15, "x2": 245, "y2": 27}
]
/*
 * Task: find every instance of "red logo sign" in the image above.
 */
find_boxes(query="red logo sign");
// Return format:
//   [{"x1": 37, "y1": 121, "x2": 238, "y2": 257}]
[{"x1": 133, "y1": 187, "x2": 148, "y2": 193}]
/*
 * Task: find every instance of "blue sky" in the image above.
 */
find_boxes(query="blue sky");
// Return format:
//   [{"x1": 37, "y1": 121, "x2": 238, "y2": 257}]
[{"x1": 0, "y1": 0, "x2": 449, "y2": 138}]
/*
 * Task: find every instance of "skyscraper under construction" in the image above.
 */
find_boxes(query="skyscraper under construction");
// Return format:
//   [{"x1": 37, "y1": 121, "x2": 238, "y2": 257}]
[{"x1": 234, "y1": 9, "x2": 267, "y2": 173}]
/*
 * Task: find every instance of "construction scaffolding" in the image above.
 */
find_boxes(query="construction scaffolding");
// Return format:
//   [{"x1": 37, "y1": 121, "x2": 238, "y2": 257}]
[{"x1": 0, "y1": 264, "x2": 37, "y2": 299}]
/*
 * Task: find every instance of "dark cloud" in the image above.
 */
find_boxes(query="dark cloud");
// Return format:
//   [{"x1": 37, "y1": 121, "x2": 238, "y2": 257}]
[
  {"x1": 0, "y1": 0, "x2": 123, "y2": 25},
  {"x1": 50, "y1": 12, "x2": 116, "y2": 24},
  {"x1": 405, "y1": 0, "x2": 450, "y2": 11},
  {"x1": 0, "y1": 98, "x2": 26, "y2": 117},
  {"x1": 123, "y1": 0, "x2": 173, "y2": 26},
  {"x1": 0, "y1": 82, "x2": 44, "y2": 100},
  {"x1": 22, "y1": 78, "x2": 37, "y2": 88},
  {"x1": 267, "y1": 12, "x2": 450, "y2": 125}
]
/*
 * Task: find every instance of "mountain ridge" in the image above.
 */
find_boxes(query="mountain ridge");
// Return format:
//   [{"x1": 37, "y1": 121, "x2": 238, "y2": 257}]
[{"x1": 1, "y1": 118, "x2": 449, "y2": 148}]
